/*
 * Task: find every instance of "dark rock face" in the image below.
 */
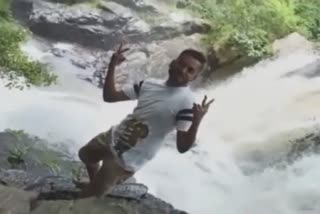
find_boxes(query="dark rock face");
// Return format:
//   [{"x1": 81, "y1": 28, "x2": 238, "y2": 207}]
[
  {"x1": 283, "y1": 59, "x2": 320, "y2": 79},
  {"x1": 112, "y1": 0, "x2": 159, "y2": 13},
  {"x1": 0, "y1": 130, "x2": 79, "y2": 178},
  {"x1": 11, "y1": 0, "x2": 209, "y2": 51},
  {"x1": 44, "y1": 33, "x2": 205, "y2": 88},
  {"x1": 0, "y1": 130, "x2": 189, "y2": 213},
  {"x1": 0, "y1": 169, "x2": 188, "y2": 214},
  {"x1": 237, "y1": 131, "x2": 320, "y2": 176}
]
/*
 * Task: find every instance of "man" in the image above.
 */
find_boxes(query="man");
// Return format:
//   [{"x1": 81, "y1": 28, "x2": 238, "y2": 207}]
[{"x1": 78, "y1": 43, "x2": 214, "y2": 198}]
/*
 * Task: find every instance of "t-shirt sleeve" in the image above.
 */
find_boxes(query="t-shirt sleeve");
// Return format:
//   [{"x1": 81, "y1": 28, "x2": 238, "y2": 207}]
[
  {"x1": 175, "y1": 95, "x2": 195, "y2": 132},
  {"x1": 121, "y1": 80, "x2": 144, "y2": 100}
]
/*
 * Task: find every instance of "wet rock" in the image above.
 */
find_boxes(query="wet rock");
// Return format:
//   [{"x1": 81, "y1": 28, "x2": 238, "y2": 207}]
[
  {"x1": 272, "y1": 32, "x2": 314, "y2": 56},
  {"x1": 283, "y1": 59, "x2": 320, "y2": 79},
  {"x1": 11, "y1": 0, "x2": 209, "y2": 50},
  {"x1": 112, "y1": 0, "x2": 159, "y2": 13},
  {"x1": 0, "y1": 185, "x2": 38, "y2": 213},
  {"x1": 176, "y1": 0, "x2": 190, "y2": 9},
  {"x1": 47, "y1": 33, "x2": 204, "y2": 88},
  {"x1": 0, "y1": 129, "x2": 189, "y2": 213},
  {"x1": 0, "y1": 171, "x2": 187, "y2": 213},
  {"x1": 0, "y1": 130, "x2": 79, "y2": 178},
  {"x1": 98, "y1": 1, "x2": 134, "y2": 19},
  {"x1": 0, "y1": 169, "x2": 41, "y2": 189}
]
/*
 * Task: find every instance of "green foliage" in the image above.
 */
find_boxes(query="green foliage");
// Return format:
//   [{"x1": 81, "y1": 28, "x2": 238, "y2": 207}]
[
  {"x1": 188, "y1": 0, "x2": 320, "y2": 59},
  {"x1": 5, "y1": 128, "x2": 30, "y2": 140},
  {"x1": 0, "y1": 0, "x2": 57, "y2": 89},
  {"x1": 0, "y1": 0, "x2": 10, "y2": 21},
  {"x1": 3, "y1": 129, "x2": 79, "y2": 177},
  {"x1": 43, "y1": 160, "x2": 62, "y2": 176},
  {"x1": 294, "y1": 0, "x2": 320, "y2": 41},
  {"x1": 71, "y1": 165, "x2": 84, "y2": 182},
  {"x1": 7, "y1": 144, "x2": 30, "y2": 168}
]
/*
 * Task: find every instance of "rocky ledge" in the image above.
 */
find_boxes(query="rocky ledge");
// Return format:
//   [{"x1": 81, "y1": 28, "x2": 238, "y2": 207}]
[
  {"x1": 11, "y1": 0, "x2": 209, "y2": 50},
  {"x1": 0, "y1": 130, "x2": 188, "y2": 214},
  {"x1": 0, "y1": 170, "x2": 187, "y2": 214}
]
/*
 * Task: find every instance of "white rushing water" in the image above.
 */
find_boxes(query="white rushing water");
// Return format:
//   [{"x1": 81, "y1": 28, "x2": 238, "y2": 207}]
[{"x1": 2, "y1": 37, "x2": 320, "y2": 214}]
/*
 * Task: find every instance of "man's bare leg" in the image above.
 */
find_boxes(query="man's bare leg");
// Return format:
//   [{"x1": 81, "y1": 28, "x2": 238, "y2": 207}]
[
  {"x1": 79, "y1": 158, "x2": 118, "y2": 198},
  {"x1": 77, "y1": 142, "x2": 104, "y2": 190},
  {"x1": 73, "y1": 163, "x2": 100, "y2": 190},
  {"x1": 86, "y1": 163, "x2": 100, "y2": 182}
]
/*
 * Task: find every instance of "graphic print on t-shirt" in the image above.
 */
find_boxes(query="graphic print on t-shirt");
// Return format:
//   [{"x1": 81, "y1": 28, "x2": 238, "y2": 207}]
[{"x1": 114, "y1": 117, "x2": 149, "y2": 155}]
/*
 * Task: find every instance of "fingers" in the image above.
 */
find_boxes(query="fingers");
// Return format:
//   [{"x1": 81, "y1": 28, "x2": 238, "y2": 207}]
[
  {"x1": 207, "y1": 98, "x2": 215, "y2": 106},
  {"x1": 201, "y1": 95, "x2": 215, "y2": 107},
  {"x1": 116, "y1": 41, "x2": 130, "y2": 53},
  {"x1": 119, "y1": 47, "x2": 130, "y2": 54},
  {"x1": 117, "y1": 42, "x2": 123, "y2": 53},
  {"x1": 193, "y1": 103, "x2": 201, "y2": 111},
  {"x1": 202, "y1": 95, "x2": 207, "y2": 107}
]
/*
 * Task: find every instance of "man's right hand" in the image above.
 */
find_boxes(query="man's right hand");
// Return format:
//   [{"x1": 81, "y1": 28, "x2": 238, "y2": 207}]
[
  {"x1": 103, "y1": 41, "x2": 132, "y2": 103},
  {"x1": 109, "y1": 42, "x2": 129, "y2": 67}
]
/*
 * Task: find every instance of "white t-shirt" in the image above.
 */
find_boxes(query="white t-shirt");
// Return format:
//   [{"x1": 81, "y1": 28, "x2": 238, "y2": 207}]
[{"x1": 110, "y1": 78, "x2": 195, "y2": 172}]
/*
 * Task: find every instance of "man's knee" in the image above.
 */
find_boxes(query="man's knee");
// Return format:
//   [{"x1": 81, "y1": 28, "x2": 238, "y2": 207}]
[
  {"x1": 78, "y1": 145, "x2": 101, "y2": 164},
  {"x1": 78, "y1": 140, "x2": 108, "y2": 164},
  {"x1": 78, "y1": 146, "x2": 90, "y2": 163}
]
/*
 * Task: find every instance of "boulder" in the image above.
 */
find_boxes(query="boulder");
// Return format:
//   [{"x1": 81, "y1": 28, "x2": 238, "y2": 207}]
[
  {"x1": 272, "y1": 32, "x2": 314, "y2": 56},
  {"x1": 204, "y1": 32, "x2": 316, "y2": 83},
  {"x1": 0, "y1": 130, "x2": 189, "y2": 213},
  {"x1": 0, "y1": 185, "x2": 38, "y2": 213},
  {"x1": 0, "y1": 130, "x2": 79, "y2": 178},
  {"x1": 111, "y1": 0, "x2": 159, "y2": 13},
  {"x1": 0, "y1": 171, "x2": 187, "y2": 214},
  {"x1": 46, "y1": 33, "x2": 205, "y2": 88},
  {"x1": 11, "y1": 0, "x2": 209, "y2": 51}
]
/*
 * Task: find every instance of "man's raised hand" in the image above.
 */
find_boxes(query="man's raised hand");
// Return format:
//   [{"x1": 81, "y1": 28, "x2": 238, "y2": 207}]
[
  {"x1": 109, "y1": 42, "x2": 130, "y2": 67},
  {"x1": 192, "y1": 95, "x2": 215, "y2": 123}
]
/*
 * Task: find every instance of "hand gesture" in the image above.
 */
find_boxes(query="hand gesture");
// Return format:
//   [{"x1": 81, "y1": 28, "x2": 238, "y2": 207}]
[
  {"x1": 192, "y1": 95, "x2": 214, "y2": 123},
  {"x1": 109, "y1": 42, "x2": 129, "y2": 67}
]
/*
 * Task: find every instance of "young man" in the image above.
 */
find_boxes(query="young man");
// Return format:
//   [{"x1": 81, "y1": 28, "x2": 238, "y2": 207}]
[{"x1": 78, "y1": 43, "x2": 214, "y2": 198}]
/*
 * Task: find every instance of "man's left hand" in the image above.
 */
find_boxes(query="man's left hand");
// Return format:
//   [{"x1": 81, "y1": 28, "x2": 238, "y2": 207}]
[{"x1": 192, "y1": 95, "x2": 214, "y2": 124}]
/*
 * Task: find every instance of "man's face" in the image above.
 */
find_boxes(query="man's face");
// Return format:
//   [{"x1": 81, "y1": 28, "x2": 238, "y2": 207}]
[{"x1": 169, "y1": 54, "x2": 203, "y2": 86}]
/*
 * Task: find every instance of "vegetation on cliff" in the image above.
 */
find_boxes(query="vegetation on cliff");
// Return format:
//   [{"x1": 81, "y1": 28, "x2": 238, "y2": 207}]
[
  {"x1": 188, "y1": 0, "x2": 320, "y2": 59},
  {"x1": 0, "y1": 0, "x2": 57, "y2": 89}
]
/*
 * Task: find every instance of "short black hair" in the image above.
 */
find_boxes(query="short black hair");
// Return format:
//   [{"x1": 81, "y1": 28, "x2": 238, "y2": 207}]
[{"x1": 179, "y1": 49, "x2": 207, "y2": 65}]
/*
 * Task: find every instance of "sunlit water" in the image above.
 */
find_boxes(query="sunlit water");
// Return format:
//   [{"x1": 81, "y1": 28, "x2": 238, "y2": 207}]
[{"x1": 1, "y1": 38, "x2": 320, "y2": 214}]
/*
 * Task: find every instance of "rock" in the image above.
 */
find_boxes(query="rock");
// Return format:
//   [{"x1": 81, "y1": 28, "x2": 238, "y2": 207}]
[
  {"x1": 23, "y1": 174, "x2": 146, "y2": 201},
  {"x1": 176, "y1": 0, "x2": 189, "y2": 9},
  {"x1": 112, "y1": 0, "x2": 159, "y2": 13},
  {"x1": 203, "y1": 32, "x2": 317, "y2": 83},
  {"x1": 272, "y1": 32, "x2": 314, "y2": 56},
  {"x1": 0, "y1": 185, "x2": 38, "y2": 213},
  {"x1": 0, "y1": 130, "x2": 80, "y2": 178},
  {"x1": 98, "y1": 1, "x2": 134, "y2": 19},
  {"x1": 238, "y1": 131, "x2": 320, "y2": 176},
  {"x1": 11, "y1": 0, "x2": 209, "y2": 51},
  {"x1": 0, "y1": 172, "x2": 187, "y2": 214},
  {"x1": 284, "y1": 59, "x2": 320, "y2": 79},
  {"x1": 30, "y1": 195, "x2": 186, "y2": 214},
  {"x1": 0, "y1": 130, "x2": 188, "y2": 213},
  {"x1": 286, "y1": 132, "x2": 320, "y2": 163},
  {"x1": 46, "y1": 33, "x2": 206, "y2": 89},
  {"x1": 27, "y1": 1, "x2": 127, "y2": 50},
  {"x1": 0, "y1": 169, "x2": 41, "y2": 189}
]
